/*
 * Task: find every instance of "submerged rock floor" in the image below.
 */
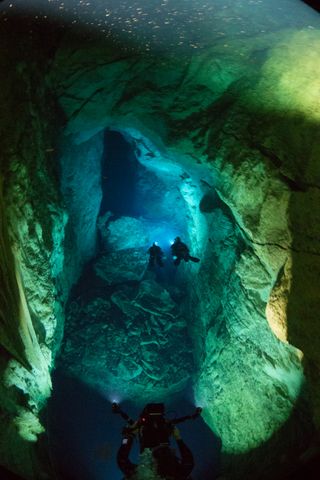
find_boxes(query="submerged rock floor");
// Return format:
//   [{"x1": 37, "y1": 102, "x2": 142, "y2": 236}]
[{"x1": 59, "y1": 241, "x2": 195, "y2": 403}]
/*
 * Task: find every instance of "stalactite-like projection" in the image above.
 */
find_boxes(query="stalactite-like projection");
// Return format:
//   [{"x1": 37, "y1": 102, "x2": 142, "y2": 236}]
[{"x1": 0, "y1": 175, "x2": 31, "y2": 369}]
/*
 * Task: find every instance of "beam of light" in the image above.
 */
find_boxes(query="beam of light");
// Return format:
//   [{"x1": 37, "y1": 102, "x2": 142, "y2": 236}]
[
  {"x1": 254, "y1": 29, "x2": 320, "y2": 121},
  {"x1": 103, "y1": 391, "x2": 124, "y2": 404}
]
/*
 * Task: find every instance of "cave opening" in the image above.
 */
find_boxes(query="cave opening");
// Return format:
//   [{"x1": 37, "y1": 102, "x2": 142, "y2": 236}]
[
  {"x1": 97, "y1": 129, "x2": 192, "y2": 272},
  {"x1": 47, "y1": 127, "x2": 222, "y2": 480}
]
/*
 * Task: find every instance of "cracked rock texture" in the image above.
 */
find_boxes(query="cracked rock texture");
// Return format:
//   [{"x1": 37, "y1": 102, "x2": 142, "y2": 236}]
[
  {"x1": 0, "y1": 27, "x2": 65, "y2": 478},
  {"x1": 62, "y1": 271, "x2": 194, "y2": 401},
  {"x1": 0, "y1": 24, "x2": 105, "y2": 479},
  {"x1": 59, "y1": 132, "x2": 104, "y2": 287},
  {"x1": 94, "y1": 247, "x2": 148, "y2": 284}
]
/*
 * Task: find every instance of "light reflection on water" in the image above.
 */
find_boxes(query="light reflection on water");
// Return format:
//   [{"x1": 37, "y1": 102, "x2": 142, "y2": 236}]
[{"x1": 0, "y1": 0, "x2": 319, "y2": 55}]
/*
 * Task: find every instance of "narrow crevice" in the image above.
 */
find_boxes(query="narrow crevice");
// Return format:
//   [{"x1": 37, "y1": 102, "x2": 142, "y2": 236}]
[{"x1": 234, "y1": 220, "x2": 320, "y2": 257}]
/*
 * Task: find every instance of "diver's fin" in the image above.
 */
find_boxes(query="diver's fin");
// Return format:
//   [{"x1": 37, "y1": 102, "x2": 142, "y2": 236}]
[{"x1": 189, "y1": 256, "x2": 200, "y2": 263}]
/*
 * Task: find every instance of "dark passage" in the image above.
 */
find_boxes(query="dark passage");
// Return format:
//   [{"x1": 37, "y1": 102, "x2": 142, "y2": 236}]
[{"x1": 100, "y1": 131, "x2": 140, "y2": 217}]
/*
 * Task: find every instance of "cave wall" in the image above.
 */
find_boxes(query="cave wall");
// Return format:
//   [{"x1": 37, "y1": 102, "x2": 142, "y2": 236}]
[
  {"x1": 0, "y1": 29, "x2": 63, "y2": 477},
  {"x1": 49, "y1": 27, "x2": 320, "y2": 473},
  {"x1": 59, "y1": 132, "x2": 104, "y2": 287},
  {"x1": 0, "y1": 25, "x2": 104, "y2": 478}
]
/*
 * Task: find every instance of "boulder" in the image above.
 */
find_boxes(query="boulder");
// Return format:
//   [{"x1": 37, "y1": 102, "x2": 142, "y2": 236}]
[
  {"x1": 98, "y1": 215, "x2": 150, "y2": 251},
  {"x1": 94, "y1": 248, "x2": 148, "y2": 285}
]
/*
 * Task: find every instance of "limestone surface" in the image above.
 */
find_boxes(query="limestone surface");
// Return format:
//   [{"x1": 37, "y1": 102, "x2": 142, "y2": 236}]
[{"x1": 99, "y1": 216, "x2": 149, "y2": 251}]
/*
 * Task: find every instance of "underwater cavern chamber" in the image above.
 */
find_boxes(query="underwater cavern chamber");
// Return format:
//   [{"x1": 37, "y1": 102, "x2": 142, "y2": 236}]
[
  {"x1": 58, "y1": 126, "x2": 201, "y2": 401},
  {"x1": 1, "y1": 1, "x2": 320, "y2": 479},
  {"x1": 47, "y1": 127, "x2": 222, "y2": 480}
]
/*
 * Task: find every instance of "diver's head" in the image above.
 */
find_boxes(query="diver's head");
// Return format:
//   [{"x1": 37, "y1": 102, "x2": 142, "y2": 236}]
[
  {"x1": 139, "y1": 403, "x2": 165, "y2": 422},
  {"x1": 175, "y1": 236, "x2": 181, "y2": 242}
]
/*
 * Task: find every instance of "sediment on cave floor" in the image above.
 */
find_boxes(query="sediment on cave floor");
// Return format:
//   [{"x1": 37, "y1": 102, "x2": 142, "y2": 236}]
[{"x1": 57, "y1": 128, "x2": 201, "y2": 401}]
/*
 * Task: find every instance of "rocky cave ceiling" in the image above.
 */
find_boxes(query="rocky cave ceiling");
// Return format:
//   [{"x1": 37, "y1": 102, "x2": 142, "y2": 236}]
[{"x1": 0, "y1": 1, "x2": 320, "y2": 479}]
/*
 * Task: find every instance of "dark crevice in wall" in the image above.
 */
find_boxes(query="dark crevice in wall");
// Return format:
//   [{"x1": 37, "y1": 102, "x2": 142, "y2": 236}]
[
  {"x1": 100, "y1": 130, "x2": 140, "y2": 218},
  {"x1": 237, "y1": 220, "x2": 320, "y2": 257}
]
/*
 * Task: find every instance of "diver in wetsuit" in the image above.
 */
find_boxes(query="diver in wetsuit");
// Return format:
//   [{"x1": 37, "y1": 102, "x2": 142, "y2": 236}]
[
  {"x1": 170, "y1": 237, "x2": 200, "y2": 266},
  {"x1": 148, "y1": 242, "x2": 164, "y2": 267},
  {"x1": 114, "y1": 402, "x2": 199, "y2": 480},
  {"x1": 153, "y1": 427, "x2": 194, "y2": 479}
]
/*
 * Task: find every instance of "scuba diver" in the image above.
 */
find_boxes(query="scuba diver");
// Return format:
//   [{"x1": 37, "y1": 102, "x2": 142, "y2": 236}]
[
  {"x1": 170, "y1": 238, "x2": 200, "y2": 266},
  {"x1": 148, "y1": 242, "x2": 164, "y2": 267},
  {"x1": 113, "y1": 402, "x2": 202, "y2": 479}
]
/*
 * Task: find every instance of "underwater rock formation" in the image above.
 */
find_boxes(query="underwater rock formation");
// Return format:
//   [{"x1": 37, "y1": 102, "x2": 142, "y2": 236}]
[
  {"x1": 98, "y1": 216, "x2": 150, "y2": 251},
  {"x1": 0, "y1": 6, "x2": 320, "y2": 480},
  {"x1": 50, "y1": 24, "x2": 320, "y2": 456},
  {"x1": 94, "y1": 248, "x2": 148, "y2": 284},
  {"x1": 62, "y1": 271, "x2": 193, "y2": 401},
  {"x1": 0, "y1": 27, "x2": 65, "y2": 477},
  {"x1": 51, "y1": 26, "x2": 320, "y2": 475},
  {"x1": 59, "y1": 132, "x2": 104, "y2": 286}
]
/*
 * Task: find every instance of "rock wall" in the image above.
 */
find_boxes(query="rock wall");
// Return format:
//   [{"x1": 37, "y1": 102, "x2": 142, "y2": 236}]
[
  {"x1": 49, "y1": 27, "x2": 320, "y2": 477},
  {"x1": 0, "y1": 22, "x2": 66, "y2": 477},
  {"x1": 0, "y1": 23, "x2": 103, "y2": 479},
  {"x1": 59, "y1": 132, "x2": 104, "y2": 288}
]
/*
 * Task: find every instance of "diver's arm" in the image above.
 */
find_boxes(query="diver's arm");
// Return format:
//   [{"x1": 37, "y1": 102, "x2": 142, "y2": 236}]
[{"x1": 117, "y1": 433, "x2": 137, "y2": 477}]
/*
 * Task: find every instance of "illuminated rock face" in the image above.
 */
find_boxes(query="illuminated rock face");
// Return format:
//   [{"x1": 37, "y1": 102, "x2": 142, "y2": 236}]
[
  {"x1": 51, "y1": 28, "x2": 320, "y2": 476},
  {"x1": 0, "y1": 28, "x2": 105, "y2": 479},
  {"x1": 0, "y1": 30, "x2": 65, "y2": 477},
  {"x1": 51, "y1": 25, "x2": 320, "y2": 449},
  {"x1": 1, "y1": 21, "x2": 320, "y2": 480},
  {"x1": 59, "y1": 132, "x2": 104, "y2": 286}
]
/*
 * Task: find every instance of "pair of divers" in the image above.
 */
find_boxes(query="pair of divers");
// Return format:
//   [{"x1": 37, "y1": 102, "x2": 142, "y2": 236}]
[
  {"x1": 113, "y1": 402, "x2": 202, "y2": 480},
  {"x1": 148, "y1": 237, "x2": 200, "y2": 268}
]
